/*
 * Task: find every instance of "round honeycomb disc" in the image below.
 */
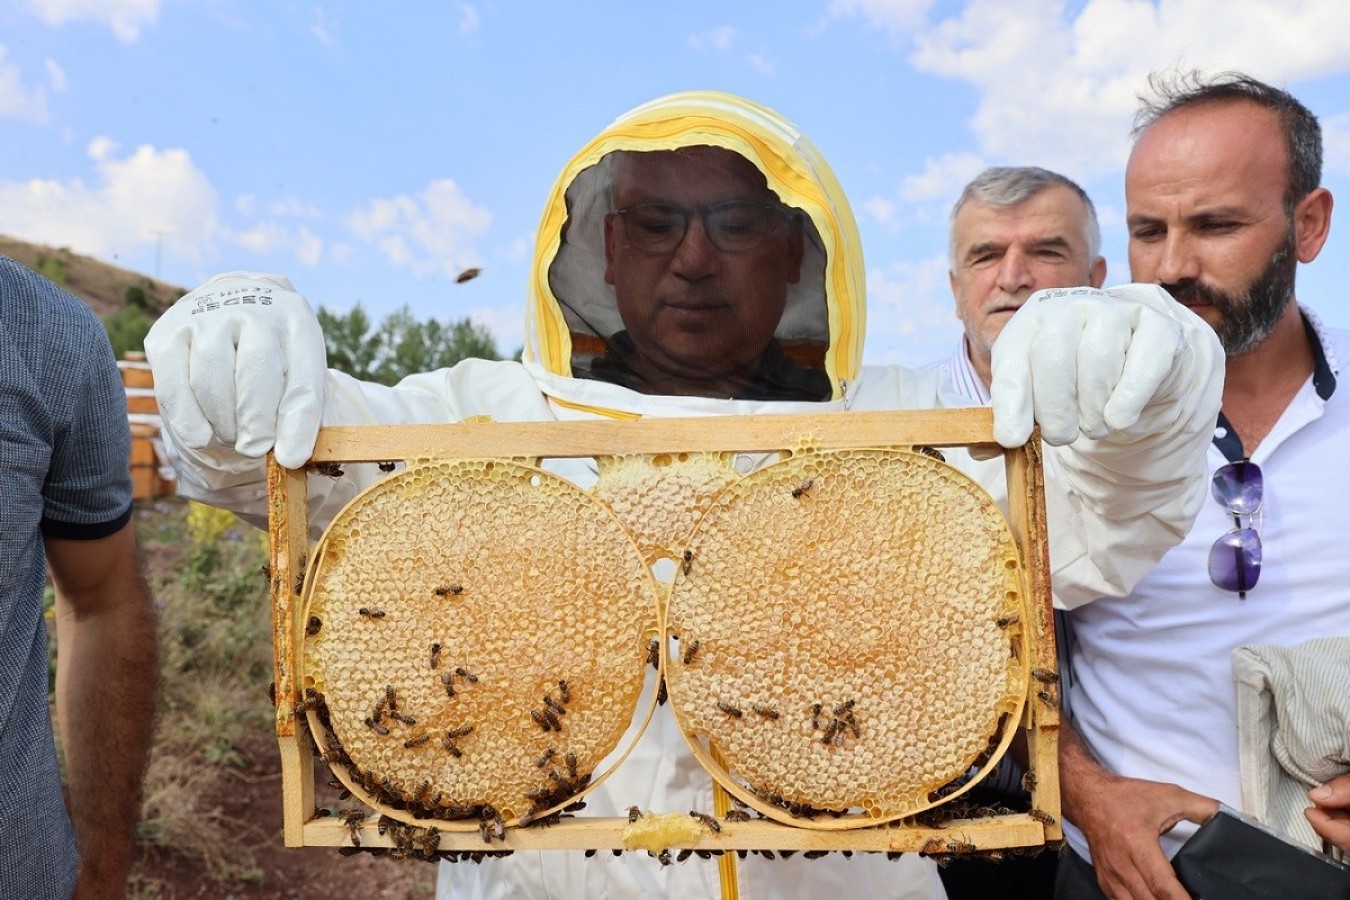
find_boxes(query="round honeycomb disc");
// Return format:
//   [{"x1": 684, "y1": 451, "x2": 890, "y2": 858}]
[
  {"x1": 664, "y1": 448, "x2": 1027, "y2": 826},
  {"x1": 302, "y1": 458, "x2": 659, "y2": 825}
]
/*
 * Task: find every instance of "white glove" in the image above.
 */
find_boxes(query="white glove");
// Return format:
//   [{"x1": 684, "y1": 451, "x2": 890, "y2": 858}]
[
  {"x1": 989, "y1": 284, "x2": 1191, "y2": 448},
  {"x1": 144, "y1": 271, "x2": 327, "y2": 469}
]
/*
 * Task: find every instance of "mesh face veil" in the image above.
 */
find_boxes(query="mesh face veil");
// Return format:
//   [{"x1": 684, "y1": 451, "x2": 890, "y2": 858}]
[{"x1": 525, "y1": 92, "x2": 865, "y2": 405}]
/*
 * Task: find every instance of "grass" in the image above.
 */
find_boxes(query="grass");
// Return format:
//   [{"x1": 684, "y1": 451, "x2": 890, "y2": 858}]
[{"x1": 52, "y1": 499, "x2": 275, "y2": 886}]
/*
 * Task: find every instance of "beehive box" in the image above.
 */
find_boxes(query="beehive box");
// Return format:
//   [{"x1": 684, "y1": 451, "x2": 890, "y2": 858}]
[
  {"x1": 119, "y1": 352, "x2": 176, "y2": 501},
  {"x1": 267, "y1": 408, "x2": 1059, "y2": 866}
]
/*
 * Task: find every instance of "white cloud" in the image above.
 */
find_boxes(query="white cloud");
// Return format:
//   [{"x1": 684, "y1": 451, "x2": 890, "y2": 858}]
[
  {"x1": 828, "y1": 0, "x2": 936, "y2": 40},
  {"x1": 23, "y1": 0, "x2": 160, "y2": 42},
  {"x1": 347, "y1": 179, "x2": 492, "y2": 279},
  {"x1": 747, "y1": 53, "x2": 775, "y2": 76},
  {"x1": 0, "y1": 138, "x2": 218, "y2": 265},
  {"x1": 899, "y1": 151, "x2": 986, "y2": 202},
  {"x1": 908, "y1": 0, "x2": 1350, "y2": 178},
  {"x1": 43, "y1": 57, "x2": 67, "y2": 92},
  {"x1": 310, "y1": 6, "x2": 335, "y2": 46},
  {"x1": 689, "y1": 26, "x2": 738, "y2": 52},
  {"x1": 0, "y1": 45, "x2": 50, "y2": 123},
  {"x1": 1325, "y1": 112, "x2": 1350, "y2": 175},
  {"x1": 862, "y1": 195, "x2": 900, "y2": 228},
  {"x1": 457, "y1": 3, "x2": 480, "y2": 35},
  {"x1": 296, "y1": 226, "x2": 323, "y2": 266},
  {"x1": 861, "y1": 254, "x2": 960, "y2": 365}
]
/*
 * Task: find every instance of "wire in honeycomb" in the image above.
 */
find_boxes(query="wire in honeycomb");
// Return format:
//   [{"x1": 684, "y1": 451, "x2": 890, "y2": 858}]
[
  {"x1": 664, "y1": 448, "x2": 1027, "y2": 827},
  {"x1": 301, "y1": 458, "x2": 659, "y2": 827}
]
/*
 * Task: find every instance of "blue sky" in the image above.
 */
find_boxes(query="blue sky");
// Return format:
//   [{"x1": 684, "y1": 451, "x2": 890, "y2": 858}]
[{"x1": 3, "y1": 0, "x2": 1349, "y2": 365}]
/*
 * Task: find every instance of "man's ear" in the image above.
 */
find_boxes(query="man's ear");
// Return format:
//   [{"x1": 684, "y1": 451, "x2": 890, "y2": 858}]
[
  {"x1": 1293, "y1": 187, "x2": 1333, "y2": 264},
  {"x1": 786, "y1": 218, "x2": 805, "y2": 285},
  {"x1": 603, "y1": 215, "x2": 617, "y2": 286},
  {"x1": 1089, "y1": 256, "x2": 1107, "y2": 289}
]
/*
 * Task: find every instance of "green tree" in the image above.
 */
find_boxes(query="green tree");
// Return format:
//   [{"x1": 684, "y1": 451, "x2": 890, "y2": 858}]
[
  {"x1": 103, "y1": 307, "x2": 154, "y2": 358},
  {"x1": 34, "y1": 254, "x2": 69, "y2": 286},
  {"x1": 318, "y1": 303, "x2": 500, "y2": 384}
]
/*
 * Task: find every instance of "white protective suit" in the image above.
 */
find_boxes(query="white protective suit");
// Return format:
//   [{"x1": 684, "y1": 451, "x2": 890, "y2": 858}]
[{"x1": 146, "y1": 92, "x2": 1224, "y2": 900}]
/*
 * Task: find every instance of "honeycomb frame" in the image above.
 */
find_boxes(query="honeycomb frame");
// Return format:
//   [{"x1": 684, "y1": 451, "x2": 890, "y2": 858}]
[{"x1": 267, "y1": 408, "x2": 1060, "y2": 857}]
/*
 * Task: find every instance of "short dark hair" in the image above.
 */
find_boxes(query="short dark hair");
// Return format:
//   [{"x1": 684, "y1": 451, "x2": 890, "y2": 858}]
[
  {"x1": 948, "y1": 166, "x2": 1101, "y2": 264},
  {"x1": 1134, "y1": 70, "x2": 1322, "y2": 209}
]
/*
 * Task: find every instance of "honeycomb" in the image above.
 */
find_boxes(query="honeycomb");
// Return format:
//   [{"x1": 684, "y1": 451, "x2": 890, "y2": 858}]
[
  {"x1": 302, "y1": 458, "x2": 659, "y2": 826},
  {"x1": 664, "y1": 448, "x2": 1026, "y2": 825},
  {"x1": 590, "y1": 451, "x2": 742, "y2": 564}
]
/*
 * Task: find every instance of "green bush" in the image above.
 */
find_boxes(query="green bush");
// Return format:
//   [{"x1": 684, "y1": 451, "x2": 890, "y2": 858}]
[{"x1": 104, "y1": 307, "x2": 154, "y2": 357}]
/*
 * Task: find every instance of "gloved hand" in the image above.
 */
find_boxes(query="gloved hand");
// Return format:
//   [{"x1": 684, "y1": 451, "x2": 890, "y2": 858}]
[
  {"x1": 989, "y1": 283, "x2": 1193, "y2": 448},
  {"x1": 144, "y1": 271, "x2": 327, "y2": 469}
]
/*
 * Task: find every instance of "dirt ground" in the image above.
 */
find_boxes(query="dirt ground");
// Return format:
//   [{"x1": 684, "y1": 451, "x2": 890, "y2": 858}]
[{"x1": 129, "y1": 736, "x2": 437, "y2": 900}]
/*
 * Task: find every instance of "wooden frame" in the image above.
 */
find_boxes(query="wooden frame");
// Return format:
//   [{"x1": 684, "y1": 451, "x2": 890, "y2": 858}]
[{"x1": 267, "y1": 407, "x2": 1059, "y2": 855}]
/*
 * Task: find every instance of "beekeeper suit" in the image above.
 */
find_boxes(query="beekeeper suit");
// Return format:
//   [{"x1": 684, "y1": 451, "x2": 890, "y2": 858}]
[{"x1": 145, "y1": 92, "x2": 1223, "y2": 899}]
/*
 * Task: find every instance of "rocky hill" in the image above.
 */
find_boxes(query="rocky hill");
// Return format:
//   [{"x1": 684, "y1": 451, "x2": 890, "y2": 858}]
[{"x1": 0, "y1": 234, "x2": 186, "y2": 315}]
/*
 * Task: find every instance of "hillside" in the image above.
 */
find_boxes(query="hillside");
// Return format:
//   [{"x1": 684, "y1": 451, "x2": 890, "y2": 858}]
[{"x1": 0, "y1": 234, "x2": 187, "y2": 316}]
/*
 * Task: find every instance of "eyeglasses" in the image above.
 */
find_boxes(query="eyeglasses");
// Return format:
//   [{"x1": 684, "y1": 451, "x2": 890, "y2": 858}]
[
  {"x1": 610, "y1": 201, "x2": 791, "y2": 253},
  {"x1": 1207, "y1": 459, "x2": 1262, "y2": 598}
]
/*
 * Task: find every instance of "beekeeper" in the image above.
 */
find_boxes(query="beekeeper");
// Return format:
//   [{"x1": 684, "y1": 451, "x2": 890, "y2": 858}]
[{"x1": 145, "y1": 91, "x2": 1223, "y2": 899}]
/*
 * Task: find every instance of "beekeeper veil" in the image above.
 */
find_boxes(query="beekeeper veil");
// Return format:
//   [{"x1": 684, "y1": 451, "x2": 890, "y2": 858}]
[{"x1": 525, "y1": 91, "x2": 864, "y2": 404}]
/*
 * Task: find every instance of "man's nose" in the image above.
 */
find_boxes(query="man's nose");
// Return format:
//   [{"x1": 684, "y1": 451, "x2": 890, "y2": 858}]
[
  {"x1": 669, "y1": 217, "x2": 722, "y2": 279},
  {"x1": 1151, "y1": 232, "x2": 1200, "y2": 285},
  {"x1": 995, "y1": 248, "x2": 1034, "y2": 294}
]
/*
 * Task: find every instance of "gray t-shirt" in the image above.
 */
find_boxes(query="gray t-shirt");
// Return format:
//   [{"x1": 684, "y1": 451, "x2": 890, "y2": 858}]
[{"x1": 0, "y1": 256, "x2": 133, "y2": 898}]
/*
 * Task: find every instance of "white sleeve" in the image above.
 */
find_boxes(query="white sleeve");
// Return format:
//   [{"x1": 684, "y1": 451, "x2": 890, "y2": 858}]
[{"x1": 1040, "y1": 290, "x2": 1223, "y2": 609}]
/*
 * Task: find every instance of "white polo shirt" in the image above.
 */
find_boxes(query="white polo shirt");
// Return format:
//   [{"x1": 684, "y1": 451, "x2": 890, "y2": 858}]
[{"x1": 1063, "y1": 308, "x2": 1350, "y2": 861}]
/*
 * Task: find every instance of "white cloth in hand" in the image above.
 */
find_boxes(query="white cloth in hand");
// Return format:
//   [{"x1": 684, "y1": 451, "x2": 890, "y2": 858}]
[
  {"x1": 989, "y1": 283, "x2": 1193, "y2": 448},
  {"x1": 144, "y1": 271, "x2": 327, "y2": 469}
]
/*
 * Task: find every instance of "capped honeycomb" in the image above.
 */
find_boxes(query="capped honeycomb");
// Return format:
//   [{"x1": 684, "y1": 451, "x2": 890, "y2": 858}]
[
  {"x1": 301, "y1": 459, "x2": 658, "y2": 826},
  {"x1": 591, "y1": 451, "x2": 742, "y2": 564},
  {"x1": 664, "y1": 448, "x2": 1027, "y2": 826}
]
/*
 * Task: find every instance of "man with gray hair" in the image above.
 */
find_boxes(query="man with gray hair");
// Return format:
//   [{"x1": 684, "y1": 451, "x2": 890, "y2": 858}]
[
  {"x1": 936, "y1": 166, "x2": 1105, "y2": 899},
  {"x1": 939, "y1": 166, "x2": 1107, "y2": 402}
]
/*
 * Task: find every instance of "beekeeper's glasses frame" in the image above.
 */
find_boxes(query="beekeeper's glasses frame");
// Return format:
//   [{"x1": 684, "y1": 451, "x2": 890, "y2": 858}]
[{"x1": 610, "y1": 200, "x2": 793, "y2": 254}]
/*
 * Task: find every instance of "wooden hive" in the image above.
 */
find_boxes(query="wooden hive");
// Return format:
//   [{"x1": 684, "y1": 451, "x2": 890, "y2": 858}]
[
  {"x1": 267, "y1": 409, "x2": 1060, "y2": 876},
  {"x1": 119, "y1": 351, "x2": 176, "y2": 501}
]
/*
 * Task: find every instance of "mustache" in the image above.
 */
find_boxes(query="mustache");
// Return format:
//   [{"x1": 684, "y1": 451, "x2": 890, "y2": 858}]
[{"x1": 1160, "y1": 279, "x2": 1228, "y2": 307}]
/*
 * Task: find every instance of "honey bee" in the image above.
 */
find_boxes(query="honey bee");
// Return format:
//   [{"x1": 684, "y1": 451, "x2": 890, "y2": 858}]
[
  {"x1": 385, "y1": 685, "x2": 398, "y2": 710},
  {"x1": 456, "y1": 267, "x2": 482, "y2": 284},
  {"x1": 803, "y1": 849, "x2": 829, "y2": 859},
  {"x1": 446, "y1": 725, "x2": 474, "y2": 740},
  {"x1": 676, "y1": 848, "x2": 694, "y2": 862},
  {"x1": 306, "y1": 615, "x2": 322, "y2": 636},
  {"x1": 921, "y1": 838, "x2": 946, "y2": 855},
  {"x1": 1031, "y1": 667, "x2": 1059, "y2": 684},
  {"x1": 681, "y1": 639, "x2": 701, "y2": 665},
  {"x1": 946, "y1": 840, "x2": 976, "y2": 854},
  {"x1": 646, "y1": 638, "x2": 660, "y2": 669},
  {"x1": 364, "y1": 717, "x2": 390, "y2": 735},
  {"x1": 358, "y1": 607, "x2": 386, "y2": 619},
  {"x1": 1036, "y1": 689, "x2": 1059, "y2": 707},
  {"x1": 656, "y1": 677, "x2": 668, "y2": 706},
  {"x1": 627, "y1": 805, "x2": 642, "y2": 823},
  {"x1": 535, "y1": 748, "x2": 557, "y2": 769},
  {"x1": 681, "y1": 549, "x2": 694, "y2": 576},
  {"x1": 1021, "y1": 771, "x2": 1038, "y2": 793},
  {"x1": 430, "y1": 643, "x2": 442, "y2": 669},
  {"x1": 1028, "y1": 809, "x2": 1056, "y2": 826},
  {"x1": 689, "y1": 811, "x2": 721, "y2": 833},
  {"x1": 724, "y1": 808, "x2": 751, "y2": 822},
  {"x1": 442, "y1": 738, "x2": 463, "y2": 758},
  {"x1": 557, "y1": 680, "x2": 570, "y2": 704},
  {"x1": 260, "y1": 562, "x2": 272, "y2": 582},
  {"x1": 544, "y1": 695, "x2": 567, "y2": 716},
  {"x1": 565, "y1": 752, "x2": 578, "y2": 779},
  {"x1": 791, "y1": 477, "x2": 814, "y2": 498},
  {"x1": 434, "y1": 583, "x2": 464, "y2": 597},
  {"x1": 751, "y1": 704, "x2": 780, "y2": 720},
  {"x1": 810, "y1": 702, "x2": 825, "y2": 729},
  {"x1": 455, "y1": 667, "x2": 479, "y2": 683},
  {"x1": 378, "y1": 460, "x2": 398, "y2": 472},
  {"x1": 530, "y1": 710, "x2": 550, "y2": 731},
  {"x1": 915, "y1": 445, "x2": 947, "y2": 463},
  {"x1": 310, "y1": 462, "x2": 345, "y2": 478},
  {"x1": 390, "y1": 711, "x2": 417, "y2": 725},
  {"x1": 996, "y1": 613, "x2": 1021, "y2": 629},
  {"x1": 834, "y1": 699, "x2": 855, "y2": 716},
  {"x1": 539, "y1": 708, "x2": 562, "y2": 732},
  {"x1": 716, "y1": 701, "x2": 743, "y2": 718},
  {"x1": 821, "y1": 721, "x2": 840, "y2": 746},
  {"x1": 412, "y1": 780, "x2": 431, "y2": 804},
  {"x1": 404, "y1": 734, "x2": 430, "y2": 749},
  {"x1": 656, "y1": 849, "x2": 672, "y2": 866}
]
